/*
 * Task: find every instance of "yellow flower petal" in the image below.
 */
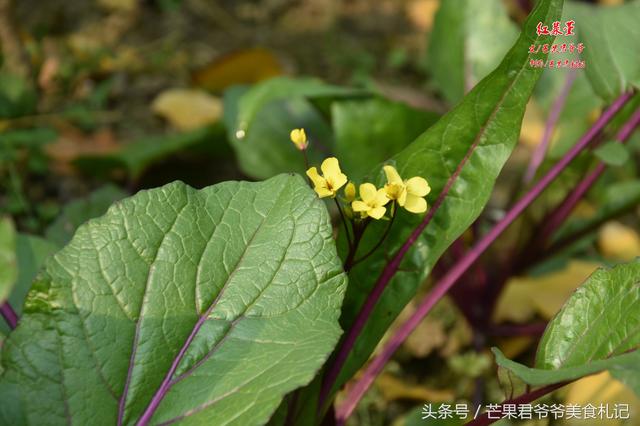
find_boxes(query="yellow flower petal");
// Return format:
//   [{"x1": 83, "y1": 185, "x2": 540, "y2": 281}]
[
  {"x1": 359, "y1": 183, "x2": 378, "y2": 204},
  {"x1": 306, "y1": 167, "x2": 325, "y2": 188},
  {"x1": 352, "y1": 200, "x2": 369, "y2": 212},
  {"x1": 315, "y1": 187, "x2": 334, "y2": 198},
  {"x1": 329, "y1": 172, "x2": 348, "y2": 192},
  {"x1": 404, "y1": 194, "x2": 427, "y2": 213},
  {"x1": 321, "y1": 157, "x2": 341, "y2": 179},
  {"x1": 406, "y1": 176, "x2": 430, "y2": 197},
  {"x1": 368, "y1": 206, "x2": 387, "y2": 220},
  {"x1": 319, "y1": 157, "x2": 347, "y2": 193},
  {"x1": 374, "y1": 188, "x2": 390, "y2": 207},
  {"x1": 397, "y1": 188, "x2": 407, "y2": 206},
  {"x1": 383, "y1": 165, "x2": 403, "y2": 185}
]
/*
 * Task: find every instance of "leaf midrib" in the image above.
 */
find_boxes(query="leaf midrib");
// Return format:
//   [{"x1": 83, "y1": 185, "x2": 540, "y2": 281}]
[{"x1": 133, "y1": 179, "x2": 293, "y2": 425}]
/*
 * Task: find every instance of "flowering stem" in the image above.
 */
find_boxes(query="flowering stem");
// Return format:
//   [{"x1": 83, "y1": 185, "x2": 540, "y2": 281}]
[
  {"x1": 332, "y1": 91, "x2": 632, "y2": 424},
  {"x1": 464, "y1": 382, "x2": 569, "y2": 426},
  {"x1": 1, "y1": 301, "x2": 18, "y2": 329},
  {"x1": 343, "y1": 219, "x2": 370, "y2": 272},
  {"x1": 349, "y1": 204, "x2": 397, "y2": 269},
  {"x1": 319, "y1": 106, "x2": 486, "y2": 411},
  {"x1": 524, "y1": 69, "x2": 577, "y2": 184},
  {"x1": 334, "y1": 198, "x2": 353, "y2": 249}
]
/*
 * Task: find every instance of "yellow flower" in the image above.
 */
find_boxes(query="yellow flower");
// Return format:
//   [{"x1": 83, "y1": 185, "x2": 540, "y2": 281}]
[
  {"x1": 383, "y1": 165, "x2": 430, "y2": 213},
  {"x1": 344, "y1": 182, "x2": 356, "y2": 202},
  {"x1": 290, "y1": 128, "x2": 308, "y2": 150},
  {"x1": 352, "y1": 183, "x2": 390, "y2": 219},
  {"x1": 306, "y1": 157, "x2": 348, "y2": 198}
]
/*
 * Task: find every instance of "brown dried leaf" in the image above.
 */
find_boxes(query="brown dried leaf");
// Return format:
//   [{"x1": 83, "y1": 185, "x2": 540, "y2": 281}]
[{"x1": 192, "y1": 48, "x2": 284, "y2": 93}]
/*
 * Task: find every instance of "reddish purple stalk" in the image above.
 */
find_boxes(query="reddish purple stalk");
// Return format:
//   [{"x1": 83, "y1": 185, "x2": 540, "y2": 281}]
[
  {"x1": 0, "y1": 302, "x2": 18, "y2": 329},
  {"x1": 524, "y1": 69, "x2": 577, "y2": 184},
  {"x1": 464, "y1": 382, "x2": 568, "y2": 426},
  {"x1": 537, "y1": 107, "x2": 640, "y2": 244},
  {"x1": 333, "y1": 92, "x2": 632, "y2": 424}
]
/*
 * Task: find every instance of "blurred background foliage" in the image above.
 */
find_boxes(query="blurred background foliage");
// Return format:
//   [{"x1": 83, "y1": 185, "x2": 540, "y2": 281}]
[{"x1": 0, "y1": 0, "x2": 639, "y2": 425}]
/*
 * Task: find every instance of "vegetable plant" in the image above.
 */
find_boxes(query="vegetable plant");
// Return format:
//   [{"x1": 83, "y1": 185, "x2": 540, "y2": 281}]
[{"x1": 1, "y1": 0, "x2": 639, "y2": 425}]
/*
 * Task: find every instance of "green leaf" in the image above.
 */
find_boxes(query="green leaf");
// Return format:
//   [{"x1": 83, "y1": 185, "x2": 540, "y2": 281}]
[
  {"x1": 224, "y1": 86, "x2": 336, "y2": 180},
  {"x1": 536, "y1": 260, "x2": 640, "y2": 369},
  {"x1": 0, "y1": 234, "x2": 58, "y2": 335},
  {"x1": 333, "y1": 0, "x2": 564, "y2": 394},
  {"x1": 492, "y1": 260, "x2": 640, "y2": 396},
  {"x1": 568, "y1": 1, "x2": 640, "y2": 102},
  {"x1": 428, "y1": 0, "x2": 519, "y2": 104},
  {"x1": 45, "y1": 185, "x2": 127, "y2": 247},
  {"x1": 0, "y1": 218, "x2": 17, "y2": 304},
  {"x1": 0, "y1": 331, "x2": 4, "y2": 376},
  {"x1": 593, "y1": 141, "x2": 630, "y2": 167},
  {"x1": 0, "y1": 175, "x2": 347, "y2": 425},
  {"x1": 492, "y1": 348, "x2": 639, "y2": 387},
  {"x1": 0, "y1": 73, "x2": 37, "y2": 119},
  {"x1": 332, "y1": 98, "x2": 439, "y2": 182},
  {"x1": 232, "y1": 77, "x2": 363, "y2": 135}
]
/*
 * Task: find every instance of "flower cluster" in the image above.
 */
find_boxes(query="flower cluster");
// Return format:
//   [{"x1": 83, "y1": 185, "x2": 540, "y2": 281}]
[{"x1": 291, "y1": 128, "x2": 430, "y2": 219}]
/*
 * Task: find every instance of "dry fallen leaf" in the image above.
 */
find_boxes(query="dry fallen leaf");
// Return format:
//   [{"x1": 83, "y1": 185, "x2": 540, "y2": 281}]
[
  {"x1": 151, "y1": 89, "x2": 223, "y2": 131},
  {"x1": 376, "y1": 373, "x2": 454, "y2": 402},
  {"x1": 598, "y1": 221, "x2": 640, "y2": 261},
  {"x1": 563, "y1": 371, "x2": 639, "y2": 426},
  {"x1": 493, "y1": 260, "x2": 601, "y2": 323},
  {"x1": 406, "y1": 0, "x2": 439, "y2": 31},
  {"x1": 403, "y1": 317, "x2": 446, "y2": 358},
  {"x1": 46, "y1": 128, "x2": 120, "y2": 175},
  {"x1": 192, "y1": 48, "x2": 284, "y2": 93}
]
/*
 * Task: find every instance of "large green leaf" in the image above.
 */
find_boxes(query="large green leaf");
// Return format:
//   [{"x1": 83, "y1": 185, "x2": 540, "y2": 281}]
[
  {"x1": 427, "y1": 0, "x2": 518, "y2": 104},
  {"x1": 333, "y1": 0, "x2": 564, "y2": 393},
  {"x1": 0, "y1": 175, "x2": 347, "y2": 425},
  {"x1": 0, "y1": 234, "x2": 58, "y2": 335},
  {"x1": 536, "y1": 260, "x2": 640, "y2": 369},
  {"x1": 493, "y1": 260, "x2": 640, "y2": 396},
  {"x1": 567, "y1": 1, "x2": 640, "y2": 102},
  {"x1": 0, "y1": 218, "x2": 17, "y2": 304},
  {"x1": 332, "y1": 98, "x2": 439, "y2": 182},
  {"x1": 45, "y1": 185, "x2": 127, "y2": 247}
]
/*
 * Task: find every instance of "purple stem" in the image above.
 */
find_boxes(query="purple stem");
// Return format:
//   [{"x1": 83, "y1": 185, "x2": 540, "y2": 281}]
[
  {"x1": 464, "y1": 382, "x2": 568, "y2": 426},
  {"x1": 319, "y1": 106, "x2": 487, "y2": 410},
  {"x1": 536, "y1": 106, "x2": 640, "y2": 245},
  {"x1": 524, "y1": 69, "x2": 577, "y2": 184},
  {"x1": 0, "y1": 302, "x2": 18, "y2": 329},
  {"x1": 333, "y1": 92, "x2": 632, "y2": 424}
]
